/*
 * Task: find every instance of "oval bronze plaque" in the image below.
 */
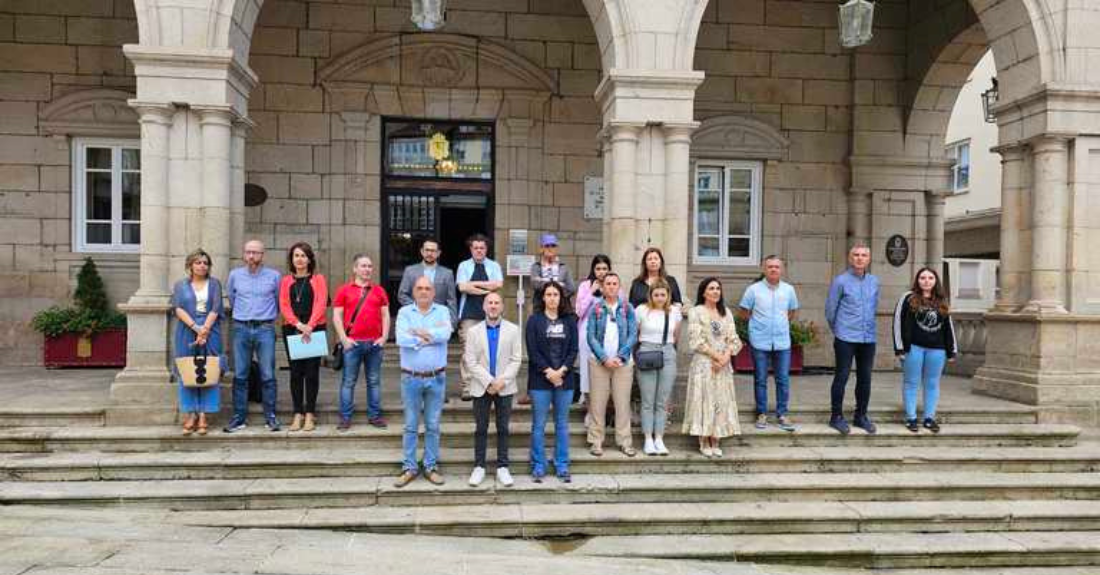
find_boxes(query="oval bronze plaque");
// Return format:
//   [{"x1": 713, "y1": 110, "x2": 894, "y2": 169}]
[{"x1": 885, "y1": 234, "x2": 909, "y2": 267}]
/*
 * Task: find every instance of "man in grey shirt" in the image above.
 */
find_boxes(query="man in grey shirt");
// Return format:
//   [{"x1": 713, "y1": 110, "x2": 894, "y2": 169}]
[
  {"x1": 529, "y1": 233, "x2": 575, "y2": 298},
  {"x1": 398, "y1": 238, "x2": 457, "y2": 325}
]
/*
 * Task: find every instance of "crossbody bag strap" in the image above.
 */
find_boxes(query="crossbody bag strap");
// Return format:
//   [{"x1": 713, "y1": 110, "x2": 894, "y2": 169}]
[
  {"x1": 347, "y1": 286, "x2": 369, "y2": 326},
  {"x1": 661, "y1": 310, "x2": 669, "y2": 346}
]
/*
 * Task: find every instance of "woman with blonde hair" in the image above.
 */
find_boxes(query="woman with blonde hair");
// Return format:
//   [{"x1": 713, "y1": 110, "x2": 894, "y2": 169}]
[
  {"x1": 171, "y1": 249, "x2": 225, "y2": 435},
  {"x1": 635, "y1": 278, "x2": 681, "y2": 455}
]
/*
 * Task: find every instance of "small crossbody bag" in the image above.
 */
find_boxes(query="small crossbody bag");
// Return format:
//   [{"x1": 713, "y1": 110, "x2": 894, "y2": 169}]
[{"x1": 634, "y1": 310, "x2": 669, "y2": 371}]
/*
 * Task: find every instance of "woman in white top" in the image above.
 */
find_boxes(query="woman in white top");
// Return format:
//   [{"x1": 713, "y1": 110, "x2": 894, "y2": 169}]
[{"x1": 634, "y1": 279, "x2": 682, "y2": 455}]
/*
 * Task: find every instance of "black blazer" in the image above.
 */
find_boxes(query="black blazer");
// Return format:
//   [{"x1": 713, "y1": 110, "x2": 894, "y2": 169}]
[
  {"x1": 525, "y1": 312, "x2": 578, "y2": 391},
  {"x1": 628, "y1": 275, "x2": 683, "y2": 309}
]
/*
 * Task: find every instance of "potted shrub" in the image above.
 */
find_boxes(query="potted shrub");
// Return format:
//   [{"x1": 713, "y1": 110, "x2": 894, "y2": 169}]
[
  {"x1": 32, "y1": 257, "x2": 127, "y2": 367},
  {"x1": 734, "y1": 316, "x2": 818, "y2": 374}
]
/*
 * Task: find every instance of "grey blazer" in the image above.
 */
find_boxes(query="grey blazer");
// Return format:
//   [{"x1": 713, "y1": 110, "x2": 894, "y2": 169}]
[{"x1": 397, "y1": 263, "x2": 458, "y2": 324}]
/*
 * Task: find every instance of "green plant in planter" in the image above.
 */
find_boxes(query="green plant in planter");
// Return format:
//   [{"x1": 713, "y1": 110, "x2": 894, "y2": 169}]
[
  {"x1": 734, "y1": 315, "x2": 819, "y2": 348},
  {"x1": 31, "y1": 258, "x2": 126, "y2": 338}
]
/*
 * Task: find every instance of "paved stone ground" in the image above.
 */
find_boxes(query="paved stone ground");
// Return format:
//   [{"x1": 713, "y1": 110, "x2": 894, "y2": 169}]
[
  {"x1": 0, "y1": 505, "x2": 1097, "y2": 575},
  {"x1": 0, "y1": 363, "x2": 1032, "y2": 416}
]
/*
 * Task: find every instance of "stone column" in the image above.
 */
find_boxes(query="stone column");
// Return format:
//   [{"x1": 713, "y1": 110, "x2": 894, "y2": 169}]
[
  {"x1": 608, "y1": 123, "x2": 642, "y2": 272},
  {"x1": 993, "y1": 144, "x2": 1027, "y2": 311},
  {"x1": 925, "y1": 189, "x2": 948, "y2": 271},
  {"x1": 1024, "y1": 136, "x2": 1071, "y2": 314},
  {"x1": 197, "y1": 106, "x2": 235, "y2": 284},
  {"x1": 846, "y1": 188, "x2": 872, "y2": 247},
  {"x1": 230, "y1": 119, "x2": 251, "y2": 271},
  {"x1": 109, "y1": 102, "x2": 177, "y2": 426},
  {"x1": 662, "y1": 122, "x2": 697, "y2": 288}
]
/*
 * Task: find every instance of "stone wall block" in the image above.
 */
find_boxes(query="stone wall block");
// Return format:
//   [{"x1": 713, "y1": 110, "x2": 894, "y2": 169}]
[
  {"x1": 545, "y1": 42, "x2": 571, "y2": 69},
  {"x1": 246, "y1": 144, "x2": 313, "y2": 173},
  {"x1": 308, "y1": 4, "x2": 373, "y2": 32},
  {"x1": 0, "y1": 72, "x2": 50, "y2": 101},
  {"x1": 252, "y1": 27, "x2": 298, "y2": 56},
  {"x1": 248, "y1": 172, "x2": 290, "y2": 199},
  {"x1": 506, "y1": 14, "x2": 596, "y2": 43},
  {"x1": 251, "y1": 55, "x2": 314, "y2": 85},
  {"x1": 0, "y1": 218, "x2": 41, "y2": 244},
  {"x1": 66, "y1": 17, "x2": 137, "y2": 46},
  {"x1": 0, "y1": 0, "x2": 113, "y2": 17},
  {"x1": 718, "y1": 0, "x2": 765, "y2": 24},
  {"x1": 265, "y1": 85, "x2": 323, "y2": 112},
  {"x1": 696, "y1": 49, "x2": 770, "y2": 77},
  {"x1": 737, "y1": 78, "x2": 803, "y2": 104},
  {"x1": 0, "y1": 101, "x2": 37, "y2": 134},
  {"x1": 781, "y1": 104, "x2": 827, "y2": 131},
  {"x1": 261, "y1": 198, "x2": 307, "y2": 224},
  {"x1": 0, "y1": 135, "x2": 69, "y2": 165},
  {"x1": 0, "y1": 43, "x2": 76, "y2": 73},
  {"x1": 298, "y1": 29, "x2": 330, "y2": 58},
  {"x1": 290, "y1": 173, "x2": 322, "y2": 199},
  {"x1": 76, "y1": 46, "x2": 128, "y2": 76},
  {"x1": 278, "y1": 112, "x2": 329, "y2": 145},
  {"x1": 14, "y1": 15, "x2": 64, "y2": 43}
]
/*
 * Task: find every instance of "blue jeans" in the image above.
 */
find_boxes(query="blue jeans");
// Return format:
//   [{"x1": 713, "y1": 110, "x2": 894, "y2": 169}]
[
  {"x1": 340, "y1": 342, "x2": 384, "y2": 420},
  {"x1": 401, "y1": 373, "x2": 446, "y2": 473},
  {"x1": 902, "y1": 344, "x2": 946, "y2": 420},
  {"x1": 231, "y1": 321, "x2": 277, "y2": 424},
  {"x1": 530, "y1": 387, "x2": 572, "y2": 477},
  {"x1": 751, "y1": 347, "x2": 792, "y2": 417}
]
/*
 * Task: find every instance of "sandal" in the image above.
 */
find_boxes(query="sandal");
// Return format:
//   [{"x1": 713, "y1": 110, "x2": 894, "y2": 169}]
[
  {"x1": 181, "y1": 414, "x2": 196, "y2": 436},
  {"x1": 196, "y1": 414, "x2": 208, "y2": 436}
]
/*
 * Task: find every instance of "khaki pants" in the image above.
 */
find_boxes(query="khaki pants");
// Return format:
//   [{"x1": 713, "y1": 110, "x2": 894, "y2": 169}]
[
  {"x1": 587, "y1": 358, "x2": 634, "y2": 449},
  {"x1": 457, "y1": 319, "x2": 480, "y2": 396}
]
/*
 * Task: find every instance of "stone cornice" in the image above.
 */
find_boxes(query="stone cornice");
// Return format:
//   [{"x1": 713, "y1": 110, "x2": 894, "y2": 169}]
[
  {"x1": 945, "y1": 208, "x2": 1001, "y2": 231},
  {"x1": 848, "y1": 155, "x2": 956, "y2": 169},
  {"x1": 594, "y1": 69, "x2": 705, "y2": 104},
  {"x1": 123, "y1": 44, "x2": 259, "y2": 108}
]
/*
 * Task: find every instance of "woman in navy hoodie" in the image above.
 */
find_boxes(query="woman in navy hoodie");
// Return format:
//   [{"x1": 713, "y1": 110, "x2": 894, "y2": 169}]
[
  {"x1": 526, "y1": 281, "x2": 578, "y2": 483},
  {"x1": 891, "y1": 267, "x2": 958, "y2": 433}
]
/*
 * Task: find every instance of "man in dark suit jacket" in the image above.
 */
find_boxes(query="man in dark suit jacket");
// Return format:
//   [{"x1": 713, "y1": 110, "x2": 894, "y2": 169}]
[{"x1": 397, "y1": 238, "x2": 458, "y2": 324}]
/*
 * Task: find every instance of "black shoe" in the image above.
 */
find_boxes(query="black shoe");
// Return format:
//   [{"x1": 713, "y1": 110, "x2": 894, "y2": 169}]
[
  {"x1": 829, "y1": 415, "x2": 850, "y2": 435},
  {"x1": 852, "y1": 415, "x2": 877, "y2": 435},
  {"x1": 558, "y1": 472, "x2": 572, "y2": 484},
  {"x1": 461, "y1": 393, "x2": 473, "y2": 402},
  {"x1": 923, "y1": 418, "x2": 941, "y2": 434},
  {"x1": 265, "y1": 419, "x2": 281, "y2": 432},
  {"x1": 336, "y1": 417, "x2": 351, "y2": 432},
  {"x1": 368, "y1": 417, "x2": 388, "y2": 429},
  {"x1": 905, "y1": 419, "x2": 920, "y2": 433},
  {"x1": 222, "y1": 419, "x2": 246, "y2": 433}
]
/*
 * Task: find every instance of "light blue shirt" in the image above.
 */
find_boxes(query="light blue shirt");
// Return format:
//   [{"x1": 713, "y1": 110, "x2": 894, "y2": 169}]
[
  {"x1": 739, "y1": 279, "x2": 800, "y2": 351},
  {"x1": 226, "y1": 266, "x2": 281, "y2": 322},
  {"x1": 825, "y1": 268, "x2": 880, "y2": 344},
  {"x1": 455, "y1": 257, "x2": 504, "y2": 317},
  {"x1": 396, "y1": 302, "x2": 454, "y2": 372},
  {"x1": 422, "y1": 264, "x2": 437, "y2": 284}
]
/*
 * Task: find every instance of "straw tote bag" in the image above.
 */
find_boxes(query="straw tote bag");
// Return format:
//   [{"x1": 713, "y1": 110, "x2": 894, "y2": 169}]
[{"x1": 176, "y1": 345, "x2": 222, "y2": 388}]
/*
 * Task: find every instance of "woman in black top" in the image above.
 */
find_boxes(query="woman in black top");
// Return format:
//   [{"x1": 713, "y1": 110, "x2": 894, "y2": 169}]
[
  {"x1": 628, "y1": 247, "x2": 683, "y2": 308},
  {"x1": 891, "y1": 267, "x2": 957, "y2": 433},
  {"x1": 278, "y1": 242, "x2": 328, "y2": 432},
  {"x1": 525, "y1": 281, "x2": 578, "y2": 483}
]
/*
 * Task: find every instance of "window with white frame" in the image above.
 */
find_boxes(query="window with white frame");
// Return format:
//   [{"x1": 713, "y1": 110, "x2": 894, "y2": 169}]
[
  {"x1": 693, "y1": 160, "x2": 763, "y2": 265},
  {"x1": 947, "y1": 139, "x2": 970, "y2": 193},
  {"x1": 72, "y1": 139, "x2": 141, "y2": 253}
]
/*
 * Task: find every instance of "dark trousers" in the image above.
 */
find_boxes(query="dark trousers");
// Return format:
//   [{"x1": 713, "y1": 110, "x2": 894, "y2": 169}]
[
  {"x1": 283, "y1": 335, "x2": 321, "y2": 414},
  {"x1": 830, "y1": 339, "x2": 876, "y2": 418},
  {"x1": 473, "y1": 392, "x2": 513, "y2": 469}
]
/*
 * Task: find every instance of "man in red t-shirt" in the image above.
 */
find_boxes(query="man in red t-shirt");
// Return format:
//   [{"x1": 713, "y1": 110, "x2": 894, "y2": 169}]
[{"x1": 333, "y1": 254, "x2": 391, "y2": 430}]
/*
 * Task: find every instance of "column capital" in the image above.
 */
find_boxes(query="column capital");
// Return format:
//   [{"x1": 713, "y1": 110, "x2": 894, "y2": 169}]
[
  {"x1": 1027, "y1": 134, "x2": 1072, "y2": 155},
  {"x1": 128, "y1": 100, "x2": 175, "y2": 124},
  {"x1": 195, "y1": 105, "x2": 236, "y2": 126},
  {"x1": 663, "y1": 121, "x2": 699, "y2": 144},
  {"x1": 232, "y1": 115, "x2": 256, "y2": 138},
  {"x1": 991, "y1": 143, "x2": 1028, "y2": 160},
  {"x1": 608, "y1": 122, "x2": 644, "y2": 143}
]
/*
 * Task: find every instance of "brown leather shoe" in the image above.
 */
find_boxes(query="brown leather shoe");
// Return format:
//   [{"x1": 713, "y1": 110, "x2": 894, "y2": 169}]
[
  {"x1": 425, "y1": 469, "x2": 445, "y2": 485},
  {"x1": 393, "y1": 471, "x2": 417, "y2": 488}
]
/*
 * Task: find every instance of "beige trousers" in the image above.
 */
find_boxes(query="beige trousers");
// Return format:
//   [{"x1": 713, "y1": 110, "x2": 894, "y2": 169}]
[{"x1": 587, "y1": 358, "x2": 634, "y2": 449}]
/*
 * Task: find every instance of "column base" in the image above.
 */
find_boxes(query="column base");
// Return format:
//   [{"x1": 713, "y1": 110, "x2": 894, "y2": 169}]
[
  {"x1": 107, "y1": 298, "x2": 177, "y2": 426},
  {"x1": 973, "y1": 312, "x2": 1100, "y2": 426},
  {"x1": 1019, "y1": 300, "x2": 1068, "y2": 315}
]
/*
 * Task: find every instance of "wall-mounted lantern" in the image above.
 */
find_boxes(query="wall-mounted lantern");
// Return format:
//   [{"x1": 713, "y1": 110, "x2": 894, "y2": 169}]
[
  {"x1": 839, "y1": 0, "x2": 875, "y2": 48},
  {"x1": 411, "y1": 0, "x2": 446, "y2": 31},
  {"x1": 981, "y1": 78, "x2": 999, "y2": 123}
]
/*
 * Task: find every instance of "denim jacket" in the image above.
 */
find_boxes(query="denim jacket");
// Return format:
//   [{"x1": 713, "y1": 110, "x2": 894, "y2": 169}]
[{"x1": 586, "y1": 297, "x2": 637, "y2": 363}]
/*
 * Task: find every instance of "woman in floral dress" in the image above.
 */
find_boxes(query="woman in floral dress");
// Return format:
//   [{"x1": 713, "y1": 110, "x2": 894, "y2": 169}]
[{"x1": 682, "y1": 277, "x2": 743, "y2": 457}]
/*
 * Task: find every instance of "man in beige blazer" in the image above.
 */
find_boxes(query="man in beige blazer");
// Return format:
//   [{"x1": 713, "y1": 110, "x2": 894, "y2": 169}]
[{"x1": 463, "y1": 292, "x2": 522, "y2": 487}]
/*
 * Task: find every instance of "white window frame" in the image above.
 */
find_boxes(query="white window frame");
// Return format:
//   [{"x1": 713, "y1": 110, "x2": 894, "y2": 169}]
[
  {"x1": 947, "y1": 139, "x2": 970, "y2": 194},
  {"x1": 72, "y1": 138, "x2": 141, "y2": 254},
  {"x1": 692, "y1": 159, "x2": 763, "y2": 266}
]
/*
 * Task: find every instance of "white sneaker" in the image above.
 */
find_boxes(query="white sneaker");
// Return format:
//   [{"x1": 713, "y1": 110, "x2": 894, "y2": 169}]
[
  {"x1": 496, "y1": 467, "x2": 514, "y2": 487},
  {"x1": 643, "y1": 437, "x2": 657, "y2": 456},
  {"x1": 654, "y1": 437, "x2": 669, "y2": 455},
  {"x1": 469, "y1": 466, "x2": 486, "y2": 487}
]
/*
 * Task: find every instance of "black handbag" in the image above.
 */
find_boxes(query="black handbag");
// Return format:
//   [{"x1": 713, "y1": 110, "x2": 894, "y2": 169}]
[
  {"x1": 635, "y1": 309, "x2": 669, "y2": 371},
  {"x1": 331, "y1": 286, "x2": 369, "y2": 371}
]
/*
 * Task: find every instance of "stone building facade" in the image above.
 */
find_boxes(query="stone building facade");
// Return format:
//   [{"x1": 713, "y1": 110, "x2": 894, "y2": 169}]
[{"x1": 0, "y1": 0, "x2": 1098, "y2": 423}]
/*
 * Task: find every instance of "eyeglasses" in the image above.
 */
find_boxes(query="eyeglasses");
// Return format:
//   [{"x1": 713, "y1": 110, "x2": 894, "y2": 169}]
[
  {"x1": 194, "y1": 260, "x2": 210, "y2": 266},
  {"x1": 194, "y1": 355, "x2": 207, "y2": 384}
]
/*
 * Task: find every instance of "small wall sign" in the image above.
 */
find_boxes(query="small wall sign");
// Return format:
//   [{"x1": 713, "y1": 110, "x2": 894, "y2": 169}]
[
  {"x1": 885, "y1": 234, "x2": 909, "y2": 267},
  {"x1": 584, "y1": 176, "x2": 604, "y2": 219}
]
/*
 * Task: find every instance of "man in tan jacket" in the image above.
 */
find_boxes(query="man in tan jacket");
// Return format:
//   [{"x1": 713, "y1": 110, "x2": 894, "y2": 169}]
[{"x1": 462, "y1": 292, "x2": 522, "y2": 487}]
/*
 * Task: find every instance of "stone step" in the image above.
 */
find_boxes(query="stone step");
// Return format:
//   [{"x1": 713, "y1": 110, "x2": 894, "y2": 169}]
[
  {"x1": 154, "y1": 500, "x2": 1100, "y2": 539},
  {"x1": 565, "y1": 531, "x2": 1100, "y2": 569},
  {"x1": 5, "y1": 473, "x2": 1100, "y2": 511},
  {"x1": 5, "y1": 445, "x2": 1100, "y2": 481},
  {"x1": 0, "y1": 407, "x2": 105, "y2": 428},
  {"x1": 0, "y1": 423, "x2": 1079, "y2": 453}
]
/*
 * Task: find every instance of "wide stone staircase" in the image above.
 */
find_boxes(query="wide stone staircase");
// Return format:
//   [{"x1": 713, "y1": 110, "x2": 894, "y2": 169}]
[{"x1": 2, "y1": 355, "x2": 1100, "y2": 569}]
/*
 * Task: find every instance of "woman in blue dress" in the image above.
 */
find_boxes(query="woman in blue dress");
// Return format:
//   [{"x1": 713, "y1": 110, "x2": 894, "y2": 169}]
[{"x1": 171, "y1": 248, "x2": 225, "y2": 435}]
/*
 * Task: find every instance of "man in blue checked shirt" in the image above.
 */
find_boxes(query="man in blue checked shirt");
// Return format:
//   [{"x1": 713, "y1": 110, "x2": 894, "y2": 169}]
[
  {"x1": 824, "y1": 243, "x2": 881, "y2": 436},
  {"x1": 738, "y1": 255, "x2": 800, "y2": 432}
]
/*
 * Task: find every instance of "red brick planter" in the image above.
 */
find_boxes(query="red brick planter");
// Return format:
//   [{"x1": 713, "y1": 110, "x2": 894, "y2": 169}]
[
  {"x1": 734, "y1": 345, "x2": 804, "y2": 374},
  {"x1": 43, "y1": 328, "x2": 127, "y2": 368}
]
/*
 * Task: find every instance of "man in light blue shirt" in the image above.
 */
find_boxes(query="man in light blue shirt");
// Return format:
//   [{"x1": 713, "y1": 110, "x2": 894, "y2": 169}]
[
  {"x1": 455, "y1": 233, "x2": 504, "y2": 401},
  {"x1": 824, "y1": 243, "x2": 881, "y2": 436},
  {"x1": 224, "y1": 239, "x2": 282, "y2": 433},
  {"x1": 394, "y1": 276, "x2": 454, "y2": 488},
  {"x1": 738, "y1": 255, "x2": 799, "y2": 432}
]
